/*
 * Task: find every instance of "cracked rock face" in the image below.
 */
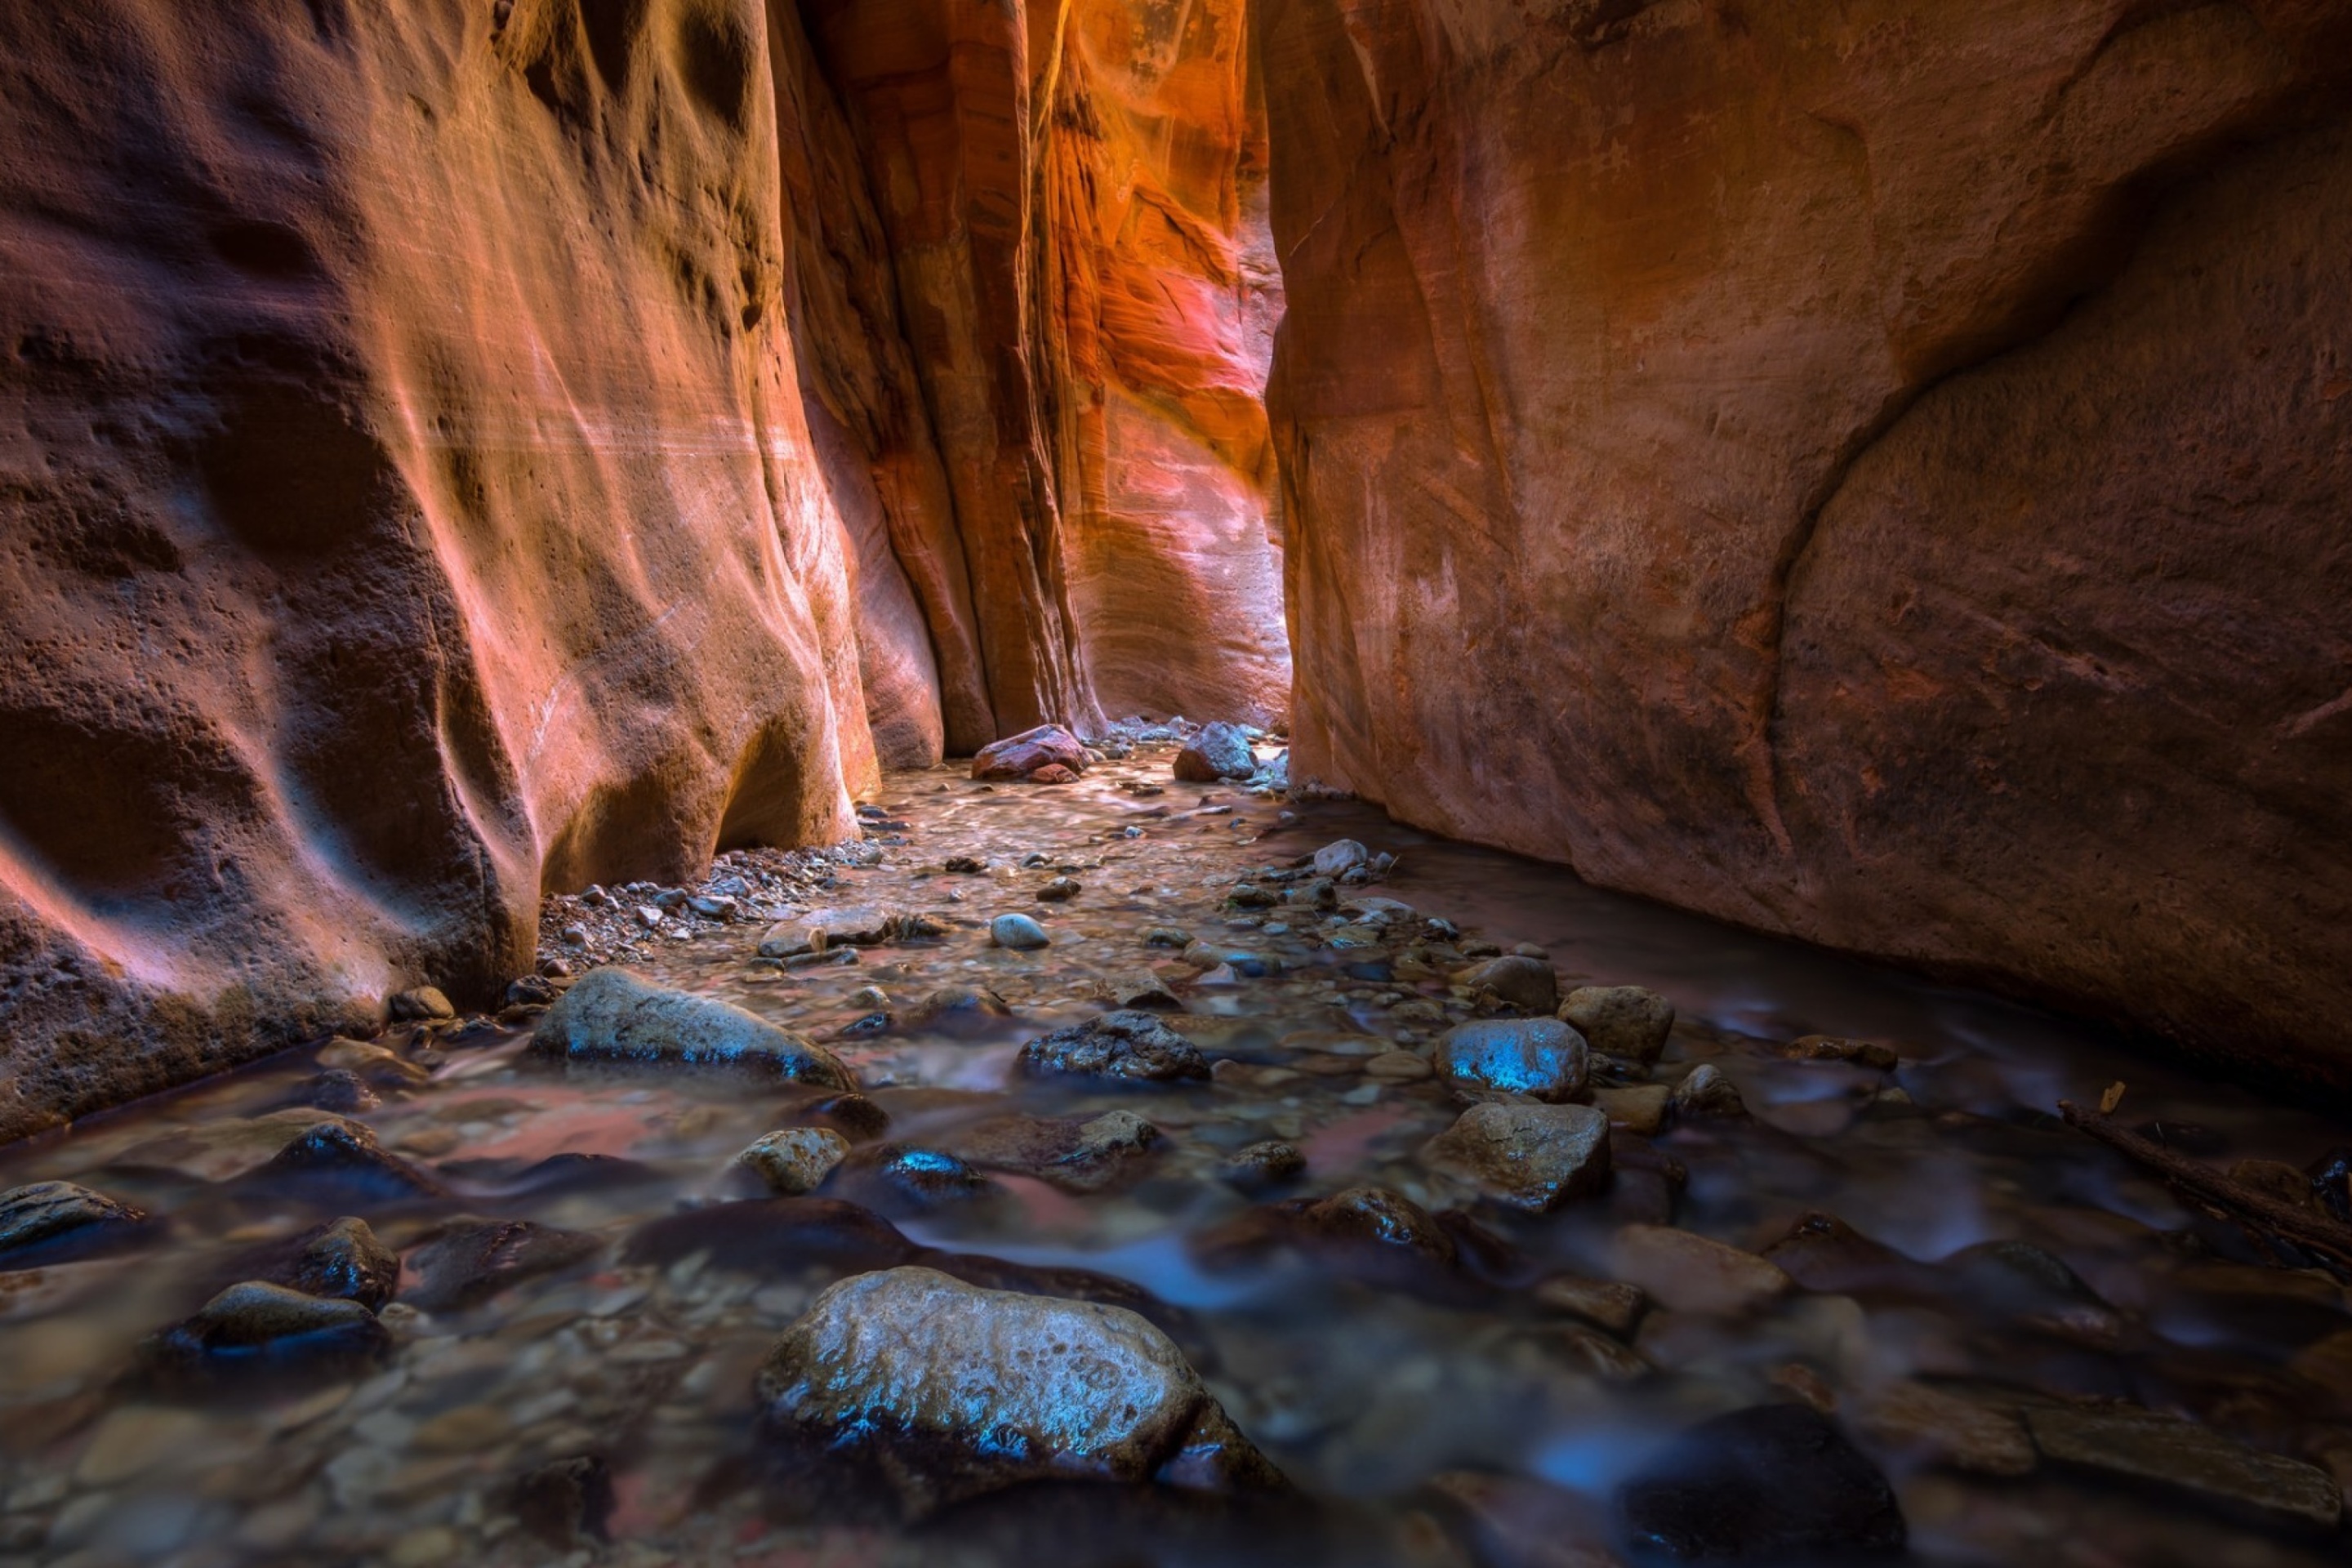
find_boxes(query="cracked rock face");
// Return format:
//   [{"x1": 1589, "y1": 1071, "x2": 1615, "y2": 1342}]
[
  {"x1": 755, "y1": 1265, "x2": 1282, "y2": 1517},
  {"x1": 1260, "y1": 0, "x2": 2352, "y2": 1092}
]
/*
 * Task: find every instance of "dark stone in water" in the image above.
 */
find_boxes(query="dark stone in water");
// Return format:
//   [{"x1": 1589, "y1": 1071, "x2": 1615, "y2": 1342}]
[
  {"x1": 755, "y1": 1265, "x2": 1282, "y2": 1518},
  {"x1": 1946, "y1": 1239, "x2": 2120, "y2": 1343},
  {"x1": 1342, "y1": 960, "x2": 1394, "y2": 982},
  {"x1": 835, "y1": 1011, "x2": 893, "y2": 1040},
  {"x1": 253, "y1": 1121, "x2": 448, "y2": 1206},
  {"x1": 950, "y1": 1111, "x2": 1163, "y2": 1194},
  {"x1": 1762, "y1": 1213, "x2": 1936, "y2": 1298},
  {"x1": 258, "y1": 1216, "x2": 400, "y2": 1310},
  {"x1": 0, "y1": 1181, "x2": 148, "y2": 1267},
  {"x1": 512, "y1": 1454, "x2": 616, "y2": 1549},
  {"x1": 307, "y1": 1068, "x2": 380, "y2": 1114},
  {"x1": 1617, "y1": 1404, "x2": 1905, "y2": 1561},
  {"x1": 403, "y1": 1218, "x2": 601, "y2": 1312},
  {"x1": 142, "y1": 1281, "x2": 390, "y2": 1386},
  {"x1": 1200, "y1": 1186, "x2": 1511, "y2": 1303},
  {"x1": 826, "y1": 1143, "x2": 998, "y2": 1217},
  {"x1": 1220, "y1": 1140, "x2": 1307, "y2": 1192},
  {"x1": 621, "y1": 1197, "x2": 920, "y2": 1275},
  {"x1": 798, "y1": 1093, "x2": 891, "y2": 1143},
  {"x1": 2308, "y1": 1146, "x2": 2352, "y2": 1225},
  {"x1": 1018, "y1": 1012, "x2": 1210, "y2": 1084}
]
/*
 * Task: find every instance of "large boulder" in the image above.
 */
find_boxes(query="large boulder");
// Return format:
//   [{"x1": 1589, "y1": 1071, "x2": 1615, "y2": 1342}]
[
  {"x1": 971, "y1": 724, "x2": 1092, "y2": 782},
  {"x1": 755, "y1": 1266, "x2": 1282, "y2": 1516},
  {"x1": 1174, "y1": 722, "x2": 1258, "y2": 782},
  {"x1": 531, "y1": 969, "x2": 855, "y2": 1091},
  {"x1": 1419, "y1": 1102, "x2": 1611, "y2": 1213},
  {"x1": 1018, "y1": 1011, "x2": 1211, "y2": 1084}
]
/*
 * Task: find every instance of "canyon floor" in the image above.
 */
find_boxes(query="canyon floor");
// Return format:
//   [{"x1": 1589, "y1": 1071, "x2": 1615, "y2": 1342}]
[{"x1": 2, "y1": 735, "x2": 2350, "y2": 1566}]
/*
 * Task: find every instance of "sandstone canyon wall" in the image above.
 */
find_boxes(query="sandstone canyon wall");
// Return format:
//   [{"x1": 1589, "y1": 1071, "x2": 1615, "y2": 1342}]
[
  {"x1": 0, "y1": 0, "x2": 1287, "y2": 1140},
  {"x1": 1258, "y1": 0, "x2": 2352, "y2": 1089}
]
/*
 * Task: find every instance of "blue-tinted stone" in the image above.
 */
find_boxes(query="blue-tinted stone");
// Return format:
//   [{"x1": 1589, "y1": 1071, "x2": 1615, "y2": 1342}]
[{"x1": 1435, "y1": 1018, "x2": 1589, "y2": 1103}]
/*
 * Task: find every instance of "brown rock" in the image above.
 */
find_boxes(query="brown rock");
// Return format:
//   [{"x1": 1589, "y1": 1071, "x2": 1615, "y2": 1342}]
[
  {"x1": 1781, "y1": 1036, "x2": 1900, "y2": 1072},
  {"x1": 1420, "y1": 1102, "x2": 1612, "y2": 1214},
  {"x1": 1462, "y1": 956, "x2": 1560, "y2": 1014},
  {"x1": 1259, "y1": 0, "x2": 2352, "y2": 1094},
  {"x1": 1611, "y1": 1226, "x2": 1792, "y2": 1316},
  {"x1": 971, "y1": 725, "x2": 1091, "y2": 782},
  {"x1": 1851, "y1": 1381, "x2": 2037, "y2": 1478}
]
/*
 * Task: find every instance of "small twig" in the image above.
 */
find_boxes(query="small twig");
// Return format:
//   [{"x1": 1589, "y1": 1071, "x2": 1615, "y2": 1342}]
[{"x1": 2057, "y1": 1100, "x2": 2352, "y2": 1281}]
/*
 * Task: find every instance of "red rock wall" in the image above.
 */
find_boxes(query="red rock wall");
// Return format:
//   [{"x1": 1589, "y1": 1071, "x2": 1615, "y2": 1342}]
[
  {"x1": 1036, "y1": 0, "x2": 1292, "y2": 724},
  {"x1": 0, "y1": 0, "x2": 887, "y2": 1139},
  {"x1": 1258, "y1": 0, "x2": 2352, "y2": 1087}
]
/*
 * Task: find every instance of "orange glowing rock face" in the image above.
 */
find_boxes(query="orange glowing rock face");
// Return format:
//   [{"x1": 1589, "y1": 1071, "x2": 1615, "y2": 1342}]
[{"x1": 0, "y1": 0, "x2": 886, "y2": 1138}]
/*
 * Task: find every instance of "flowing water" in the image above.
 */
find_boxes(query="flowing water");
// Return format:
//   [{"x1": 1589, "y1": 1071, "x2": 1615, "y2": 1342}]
[{"x1": 2, "y1": 742, "x2": 2349, "y2": 1566}]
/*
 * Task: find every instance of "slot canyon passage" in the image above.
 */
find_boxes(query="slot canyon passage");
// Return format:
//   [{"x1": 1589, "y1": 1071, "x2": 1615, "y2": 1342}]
[{"x1": 3, "y1": 0, "x2": 2352, "y2": 1561}]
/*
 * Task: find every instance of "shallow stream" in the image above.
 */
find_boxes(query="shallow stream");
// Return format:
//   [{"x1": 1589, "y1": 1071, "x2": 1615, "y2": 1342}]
[{"x1": 2, "y1": 744, "x2": 2348, "y2": 1566}]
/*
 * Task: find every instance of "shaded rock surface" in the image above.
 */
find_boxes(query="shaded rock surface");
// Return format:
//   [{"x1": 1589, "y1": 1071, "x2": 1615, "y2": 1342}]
[
  {"x1": 972, "y1": 726, "x2": 1092, "y2": 782},
  {"x1": 0, "y1": 1181, "x2": 146, "y2": 1265},
  {"x1": 1260, "y1": 0, "x2": 2352, "y2": 1092},
  {"x1": 755, "y1": 1265, "x2": 1282, "y2": 1516},
  {"x1": 1019, "y1": 1012, "x2": 1210, "y2": 1083},
  {"x1": 143, "y1": 1281, "x2": 390, "y2": 1383},
  {"x1": 1174, "y1": 723, "x2": 1258, "y2": 782},
  {"x1": 1617, "y1": 1404, "x2": 1906, "y2": 1561}
]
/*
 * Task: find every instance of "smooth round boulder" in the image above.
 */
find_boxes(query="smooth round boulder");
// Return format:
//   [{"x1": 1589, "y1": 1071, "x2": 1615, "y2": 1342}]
[
  {"x1": 1671, "y1": 1063, "x2": 1747, "y2": 1120},
  {"x1": 1312, "y1": 839, "x2": 1370, "y2": 878},
  {"x1": 265, "y1": 1216, "x2": 401, "y2": 1309},
  {"x1": 531, "y1": 968, "x2": 855, "y2": 1091},
  {"x1": 1435, "y1": 1018, "x2": 1589, "y2": 1103},
  {"x1": 144, "y1": 1281, "x2": 390, "y2": 1382},
  {"x1": 971, "y1": 724, "x2": 1090, "y2": 782},
  {"x1": 756, "y1": 1266, "x2": 1282, "y2": 1517},
  {"x1": 991, "y1": 913, "x2": 1051, "y2": 951},
  {"x1": 1559, "y1": 987, "x2": 1675, "y2": 1064}
]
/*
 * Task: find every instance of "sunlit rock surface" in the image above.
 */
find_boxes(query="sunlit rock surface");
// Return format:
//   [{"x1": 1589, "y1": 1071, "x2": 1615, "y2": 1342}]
[{"x1": 1257, "y1": 0, "x2": 2352, "y2": 1089}]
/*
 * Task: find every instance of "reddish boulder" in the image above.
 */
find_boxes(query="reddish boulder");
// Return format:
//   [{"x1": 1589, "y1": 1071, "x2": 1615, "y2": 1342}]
[{"x1": 972, "y1": 725, "x2": 1093, "y2": 782}]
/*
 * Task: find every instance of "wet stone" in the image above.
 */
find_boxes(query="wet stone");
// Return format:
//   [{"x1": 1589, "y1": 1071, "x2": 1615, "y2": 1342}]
[
  {"x1": 795, "y1": 1093, "x2": 891, "y2": 1142},
  {"x1": 902, "y1": 987, "x2": 1013, "y2": 1033},
  {"x1": 972, "y1": 724, "x2": 1090, "y2": 782},
  {"x1": 143, "y1": 1281, "x2": 390, "y2": 1383},
  {"x1": 1435, "y1": 1018, "x2": 1589, "y2": 1104},
  {"x1": 255, "y1": 1120, "x2": 449, "y2": 1206},
  {"x1": 1221, "y1": 1140, "x2": 1307, "y2": 1191},
  {"x1": 389, "y1": 987, "x2": 456, "y2": 1022},
  {"x1": 735, "y1": 1128, "x2": 852, "y2": 1196},
  {"x1": 1420, "y1": 1102, "x2": 1612, "y2": 1213},
  {"x1": 1312, "y1": 840, "x2": 1370, "y2": 878},
  {"x1": 1532, "y1": 1275, "x2": 1647, "y2": 1336},
  {"x1": 511, "y1": 1454, "x2": 615, "y2": 1550},
  {"x1": 756, "y1": 1265, "x2": 1281, "y2": 1517},
  {"x1": 1779, "y1": 1034, "x2": 1899, "y2": 1071},
  {"x1": 1093, "y1": 971, "x2": 1183, "y2": 1010},
  {"x1": 1851, "y1": 1381, "x2": 2037, "y2": 1478},
  {"x1": 261, "y1": 1216, "x2": 401, "y2": 1310},
  {"x1": 826, "y1": 1143, "x2": 997, "y2": 1216},
  {"x1": 1669, "y1": 1063, "x2": 1746, "y2": 1120},
  {"x1": 2025, "y1": 1405, "x2": 2342, "y2": 1533},
  {"x1": 1174, "y1": 722, "x2": 1257, "y2": 782},
  {"x1": 307, "y1": 1068, "x2": 380, "y2": 1114},
  {"x1": 943, "y1": 855, "x2": 986, "y2": 875},
  {"x1": 0, "y1": 1181, "x2": 147, "y2": 1267},
  {"x1": 402, "y1": 1218, "x2": 602, "y2": 1312},
  {"x1": 1018, "y1": 1011, "x2": 1211, "y2": 1083},
  {"x1": 1594, "y1": 1084, "x2": 1671, "y2": 1135},
  {"x1": 991, "y1": 913, "x2": 1051, "y2": 951},
  {"x1": 1036, "y1": 876, "x2": 1083, "y2": 902},
  {"x1": 1617, "y1": 1403, "x2": 1906, "y2": 1561},
  {"x1": 1462, "y1": 955, "x2": 1560, "y2": 1014},
  {"x1": 530, "y1": 968, "x2": 856, "y2": 1090},
  {"x1": 1612, "y1": 1226, "x2": 1792, "y2": 1316},
  {"x1": 1559, "y1": 987, "x2": 1675, "y2": 1065},
  {"x1": 953, "y1": 1111, "x2": 1163, "y2": 1194}
]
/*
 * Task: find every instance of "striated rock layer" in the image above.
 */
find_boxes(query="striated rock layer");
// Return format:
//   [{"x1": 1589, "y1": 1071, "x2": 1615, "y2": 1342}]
[
  {"x1": 0, "y1": 0, "x2": 900, "y2": 1141},
  {"x1": 1258, "y1": 0, "x2": 2352, "y2": 1089}
]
